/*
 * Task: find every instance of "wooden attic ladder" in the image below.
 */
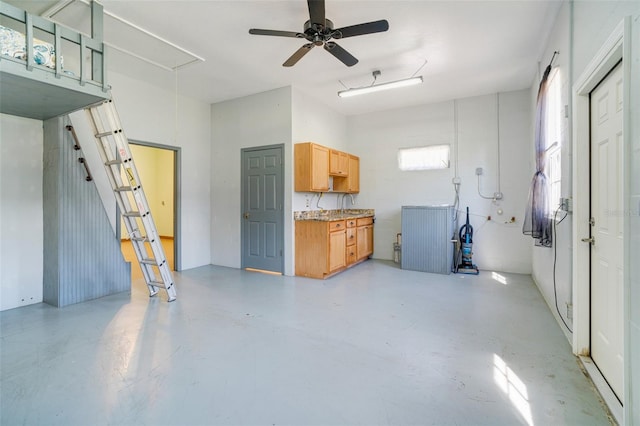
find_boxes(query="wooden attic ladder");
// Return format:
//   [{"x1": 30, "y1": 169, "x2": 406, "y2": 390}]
[{"x1": 85, "y1": 99, "x2": 176, "y2": 302}]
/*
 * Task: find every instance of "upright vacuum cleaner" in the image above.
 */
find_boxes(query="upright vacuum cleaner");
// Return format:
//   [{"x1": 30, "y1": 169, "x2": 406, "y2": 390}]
[{"x1": 455, "y1": 207, "x2": 479, "y2": 275}]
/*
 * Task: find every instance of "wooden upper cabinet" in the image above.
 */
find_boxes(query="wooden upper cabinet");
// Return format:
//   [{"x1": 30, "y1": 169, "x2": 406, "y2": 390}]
[
  {"x1": 295, "y1": 143, "x2": 359, "y2": 193},
  {"x1": 329, "y1": 150, "x2": 349, "y2": 176},
  {"x1": 348, "y1": 155, "x2": 359, "y2": 193},
  {"x1": 333, "y1": 154, "x2": 360, "y2": 193},
  {"x1": 295, "y1": 142, "x2": 329, "y2": 192}
]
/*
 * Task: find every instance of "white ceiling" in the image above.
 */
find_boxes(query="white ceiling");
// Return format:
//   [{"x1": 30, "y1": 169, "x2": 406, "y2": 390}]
[{"x1": 10, "y1": 0, "x2": 562, "y2": 116}]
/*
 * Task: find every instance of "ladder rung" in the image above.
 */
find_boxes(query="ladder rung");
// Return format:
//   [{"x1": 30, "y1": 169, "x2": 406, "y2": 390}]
[
  {"x1": 105, "y1": 159, "x2": 122, "y2": 166},
  {"x1": 123, "y1": 211, "x2": 141, "y2": 217},
  {"x1": 149, "y1": 280, "x2": 165, "y2": 288},
  {"x1": 114, "y1": 186, "x2": 132, "y2": 192},
  {"x1": 95, "y1": 131, "x2": 114, "y2": 138},
  {"x1": 131, "y1": 236, "x2": 149, "y2": 242},
  {"x1": 140, "y1": 258, "x2": 157, "y2": 265}
]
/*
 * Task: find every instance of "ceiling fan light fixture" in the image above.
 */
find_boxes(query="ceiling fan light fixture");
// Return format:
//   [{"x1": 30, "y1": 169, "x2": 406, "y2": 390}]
[{"x1": 338, "y1": 76, "x2": 423, "y2": 98}]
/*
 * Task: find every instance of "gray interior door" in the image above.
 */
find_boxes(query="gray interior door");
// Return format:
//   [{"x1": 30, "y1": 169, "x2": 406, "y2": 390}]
[{"x1": 241, "y1": 145, "x2": 284, "y2": 273}]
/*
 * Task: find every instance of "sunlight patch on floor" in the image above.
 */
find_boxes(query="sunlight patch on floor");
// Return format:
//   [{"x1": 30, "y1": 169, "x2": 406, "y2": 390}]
[
  {"x1": 492, "y1": 271, "x2": 508, "y2": 285},
  {"x1": 493, "y1": 353, "x2": 533, "y2": 426}
]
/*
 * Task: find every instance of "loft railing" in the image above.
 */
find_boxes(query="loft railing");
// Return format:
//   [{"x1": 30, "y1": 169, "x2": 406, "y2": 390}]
[{"x1": 0, "y1": 0, "x2": 108, "y2": 91}]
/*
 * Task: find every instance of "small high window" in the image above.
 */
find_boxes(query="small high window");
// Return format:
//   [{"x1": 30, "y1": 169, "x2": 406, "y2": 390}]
[{"x1": 398, "y1": 145, "x2": 450, "y2": 171}]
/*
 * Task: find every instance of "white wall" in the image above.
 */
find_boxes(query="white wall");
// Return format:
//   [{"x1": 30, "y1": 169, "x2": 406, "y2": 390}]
[
  {"x1": 73, "y1": 70, "x2": 211, "y2": 271},
  {"x1": 530, "y1": 1, "x2": 573, "y2": 337},
  {"x1": 533, "y1": 1, "x2": 640, "y2": 422},
  {"x1": 0, "y1": 114, "x2": 43, "y2": 311},
  {"x1": 348, "y1": 90, "x2": 532, "y2": 274},
  {"x1": 291, "y1": 88, "x2": 349, "y2": 213},
  {"x1": 210, "y1": 87, "x2": 292, "y2": 273}
]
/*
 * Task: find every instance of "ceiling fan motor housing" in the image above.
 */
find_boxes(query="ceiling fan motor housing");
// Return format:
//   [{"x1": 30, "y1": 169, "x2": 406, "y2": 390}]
[{"x1": 304, "y1": 19, "x2": 335, "y2": 45}]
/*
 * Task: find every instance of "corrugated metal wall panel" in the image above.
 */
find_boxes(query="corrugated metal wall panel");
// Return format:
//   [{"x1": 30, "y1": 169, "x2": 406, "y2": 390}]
[
  {"x1": 401, "y1": 205, "x2": 455, "y2": 274},
  {"x1": 43, "y1": 116, "x2": 130, "y2": 307}
]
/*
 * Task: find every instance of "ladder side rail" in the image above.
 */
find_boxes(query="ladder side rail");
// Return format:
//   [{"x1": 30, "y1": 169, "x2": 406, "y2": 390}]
[
  {"x1": 85, "y1": 109, "x2": 128, "y2": 210},
  {"x1": 85, "y1": 107, "x2": 159, "y2": 296},
  {"x1": 102, "y1": 103, "x2": 173, "y2": 279},
  {"x1": 90, "y1": 100, "x2": 176, "y2": 301},
  {"x1": 105, "y1": 116, "x2": 169, "y2": 272},
  {"x1": 123, "y1": 218, "x2": 157, "y2": 294}
]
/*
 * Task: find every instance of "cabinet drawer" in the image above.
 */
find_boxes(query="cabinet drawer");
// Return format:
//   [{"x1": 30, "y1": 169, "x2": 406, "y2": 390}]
[
  {"x1": 329, "y1": 220, "x2": 346, "y2": 232},
  {"x1": 346, "y1": 228, "x2": 356, "y2": 246},
  {"x1": 346, "y1": 219, "x2": 357, "y2": 228},
  {"x1": 346, "y1": 247, "x2": 357, "y2": 265},
  {"x1": 356, "y1": 217, "x2": 373, "y2": 226}
]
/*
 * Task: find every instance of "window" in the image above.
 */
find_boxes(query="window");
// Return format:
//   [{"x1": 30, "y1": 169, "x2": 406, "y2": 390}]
[
  {"x1": 398, "y1": 144, "x2": 450, "y2": 171},
  {"x1": 544, "y1": 69, "x2": 562, "y2": 213}
]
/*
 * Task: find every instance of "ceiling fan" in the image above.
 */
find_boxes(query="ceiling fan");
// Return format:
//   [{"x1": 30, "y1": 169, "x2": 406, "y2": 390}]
[{"x1": 248, "y1": 0, "x2": 389, "y2": 67}]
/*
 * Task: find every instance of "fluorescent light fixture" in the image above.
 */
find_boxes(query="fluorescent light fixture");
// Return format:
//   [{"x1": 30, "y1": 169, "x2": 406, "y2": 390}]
[{"x1": 338, "y1": 76, "x2": 423, "y2": 98}]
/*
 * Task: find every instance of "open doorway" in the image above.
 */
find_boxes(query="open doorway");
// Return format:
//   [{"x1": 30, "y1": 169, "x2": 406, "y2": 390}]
[{"x1": 119, "y1": 141, "x2": 181, "y2": 279}]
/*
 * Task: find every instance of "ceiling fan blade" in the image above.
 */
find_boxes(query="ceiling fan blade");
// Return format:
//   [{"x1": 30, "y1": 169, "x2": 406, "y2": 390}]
[
  {"x1": 283, "y1": 43, "x2": 315, "y2": 67},
  {"x1": 333, "y1": 20, "x2": 389, "y2": 39},
  {"x1": 324, "y1": 41, "x2": 358, "y2": 67},
  {"x1": 249, "y1": 29, "x2": 304, "y2": 38},
  {"x1": 307, "y1": 0, "x2": 326, "y2": 26}
]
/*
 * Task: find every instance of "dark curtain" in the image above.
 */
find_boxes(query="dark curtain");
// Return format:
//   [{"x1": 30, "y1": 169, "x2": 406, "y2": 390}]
[{"x1": 523, "y1": 64, "x2": 553, "y2": 247}]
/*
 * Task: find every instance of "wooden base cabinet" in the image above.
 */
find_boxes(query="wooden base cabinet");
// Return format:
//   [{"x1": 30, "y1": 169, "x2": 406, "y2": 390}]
[
  {"x1": 296, "y1": 216, "x2": 373, "y2": 279},
  {"x1": 295, "y1": 220, "x2": 346, "y2": 279},
  {"x1": 356, "y1": 217, "x2": 374, "y2": 260}
]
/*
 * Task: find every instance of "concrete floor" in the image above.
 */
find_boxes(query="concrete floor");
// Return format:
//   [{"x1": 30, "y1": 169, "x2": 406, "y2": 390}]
[{"x1": 1, "y1": 261, "x2": 612, "y2": 425}]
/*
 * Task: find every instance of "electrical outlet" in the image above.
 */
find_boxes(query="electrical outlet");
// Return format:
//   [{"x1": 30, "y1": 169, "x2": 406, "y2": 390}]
[
  {"x1": 475, "y1": 167, "x2": 483, "y2": 176},
  {"x1": 560, "y1": 197, "x2": 572, "y2": 212}
]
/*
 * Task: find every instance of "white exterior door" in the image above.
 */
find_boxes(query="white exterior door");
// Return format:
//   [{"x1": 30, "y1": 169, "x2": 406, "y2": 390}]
[{"x1": 590, "y1": 61, "x2": 624, "y2": 403}]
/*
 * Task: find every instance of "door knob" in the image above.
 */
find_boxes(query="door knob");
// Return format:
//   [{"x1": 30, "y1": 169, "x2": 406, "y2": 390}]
[
  {"x1": 243, "y1": 212, "x2": 250, "y2": 219},
  {"x1": 581, "y1": 237, "x2": 595, "y2": 245}
]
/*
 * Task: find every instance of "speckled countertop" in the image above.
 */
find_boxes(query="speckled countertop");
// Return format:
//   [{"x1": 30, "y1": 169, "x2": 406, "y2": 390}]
[{"x1": 294, "y1": 209, "x2": 375, "y2": 221}]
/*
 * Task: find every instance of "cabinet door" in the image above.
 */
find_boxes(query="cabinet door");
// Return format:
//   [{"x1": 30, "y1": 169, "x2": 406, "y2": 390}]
[
  {"x1": 329, "y1": 150, "x2": 348, "y2": 176},
  {"x1": 364, "y1": 225, "x2": 374, "y2": 257},
  {"x1": 295, "y1": 143, "x2": 329, "y2": 192},
  {"x1": 311, "y1": 144, "x2": 330, "y2": 191},
  {"x1": 356, "y1": 224, "x2": 374, "y2": 260},
  {"x1": 348, "y1": 155, "x2": 359, "y2": 193},
  {"x1": 329, "y1": 229, "x2": 346, "y2": 271}
]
